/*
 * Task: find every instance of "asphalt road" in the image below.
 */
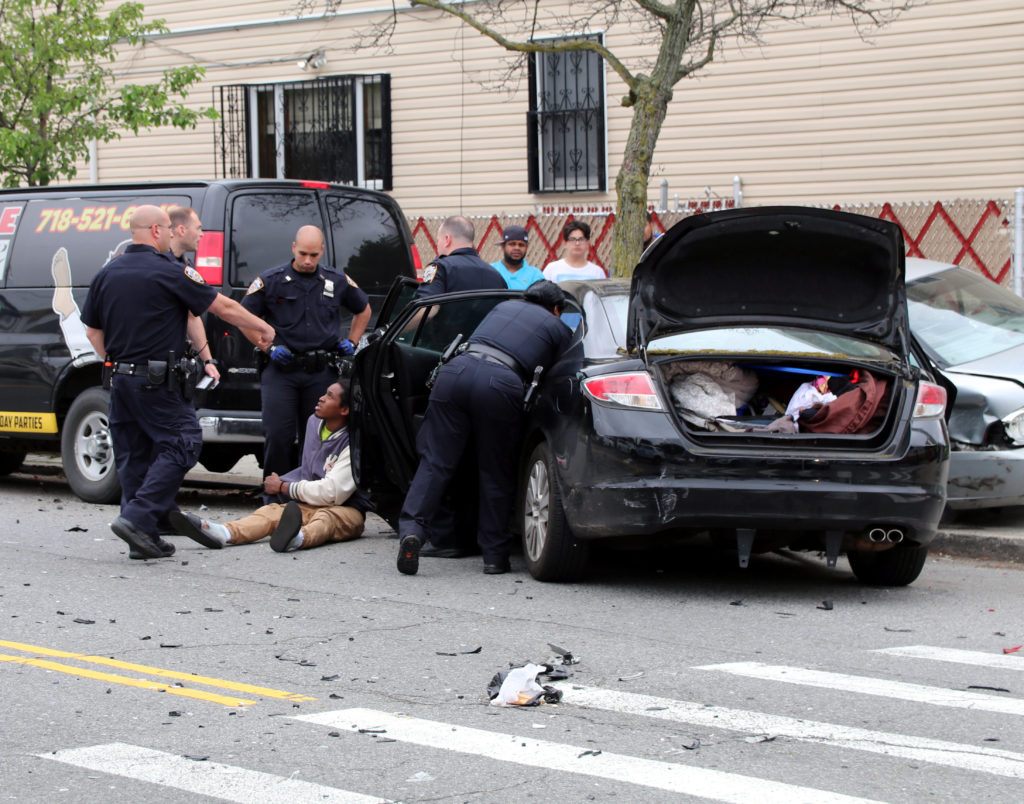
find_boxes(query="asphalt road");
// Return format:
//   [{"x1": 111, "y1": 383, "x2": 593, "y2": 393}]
[{"x1": 2, "y1": 457, "x2": 1023, "y2": 802}]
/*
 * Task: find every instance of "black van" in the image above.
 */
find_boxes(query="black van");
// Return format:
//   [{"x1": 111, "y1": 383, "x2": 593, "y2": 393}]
[{"x1": 0, "y1": 179, "x2": 420, "y2": 503}]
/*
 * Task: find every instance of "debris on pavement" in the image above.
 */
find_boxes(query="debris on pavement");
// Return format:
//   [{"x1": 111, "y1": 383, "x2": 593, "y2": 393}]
[
  {"x1": 488, "y1": 663, "x2": 566, "y2": 707},
  {"x1": 817, "y1": 599, "x2": 834, "y2": 611},
  {"x1": 1003, "y1": 645, "x2": 1022, "y2": 654},
  {"x1": 547, "y1": 642, "x2": 580, "y2": 665}
]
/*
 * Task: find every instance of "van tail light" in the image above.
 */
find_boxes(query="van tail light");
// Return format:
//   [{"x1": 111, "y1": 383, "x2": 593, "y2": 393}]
[
  {"x1": 411, "y1": 244, "x2": 424, "y2": 280},
  {"x1": 582, "y1": 372, "x2": 664, "y2": 411},
  {"x1": 195, "y1": 231, "x2": 224, "y2": 286},
  {"x1": 913, "y1": 381, "x2": 947, "y2": 419}
]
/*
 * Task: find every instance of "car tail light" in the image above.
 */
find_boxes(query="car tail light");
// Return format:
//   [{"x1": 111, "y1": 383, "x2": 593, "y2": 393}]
[
  {"x1": 411, "y1": 243, "x2": 424, "y2": 280},
  {"x1": 195, "y1": 231, "x2": 224, "y2": 286},
  {"x1": 913, "y1": 381, "x2": 947, "y2": 419},
  {"x1": 582, "y1": 372, "x2": 664, "y2": 410}
]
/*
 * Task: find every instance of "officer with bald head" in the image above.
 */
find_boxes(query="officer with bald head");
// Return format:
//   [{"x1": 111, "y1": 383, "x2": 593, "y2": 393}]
[
  {"x1": 241, "y1": 224, "x2": 371, "y2": 485},
  {"x1": 81, "y1": 205, "x2": 275, "y2": 560}
]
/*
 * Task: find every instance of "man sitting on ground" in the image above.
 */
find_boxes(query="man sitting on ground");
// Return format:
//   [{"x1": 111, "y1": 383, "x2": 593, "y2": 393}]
[{"x1": 170, "y1": 380, "x2": 371, "y2": 552}]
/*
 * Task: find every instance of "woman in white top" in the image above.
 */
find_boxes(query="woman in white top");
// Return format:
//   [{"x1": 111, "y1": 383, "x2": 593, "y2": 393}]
[{"x1": 543, "y1": 221, "x2": 607, "y2": 282}]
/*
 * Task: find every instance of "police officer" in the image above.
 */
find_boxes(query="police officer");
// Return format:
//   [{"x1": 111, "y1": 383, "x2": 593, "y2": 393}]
[
  {"x1": 82, "y1": 205, "x2": 275, "y2": 560},
  {"x1": 409, "y1": 215, "x2": 505, "y2": 557},
  {"x1": 397, "y1": 280, "x2": 572, "y2": 576},
  {"x1": 241, "y1": 225, "x2": 371, "y2": 483},
  {"x1": 416, "y1": 216, "x2": 504, "y2": 298},
  {"x1": 168, "y1": 206, "x2": 219, "y2": 383}
]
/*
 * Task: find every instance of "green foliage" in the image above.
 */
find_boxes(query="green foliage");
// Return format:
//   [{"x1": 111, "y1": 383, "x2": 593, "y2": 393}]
[{"x1": 0, "y1": 0, "x2": 216, "y2": 186}]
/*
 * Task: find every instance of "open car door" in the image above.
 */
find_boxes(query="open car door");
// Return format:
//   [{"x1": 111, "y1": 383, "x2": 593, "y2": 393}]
[{"x1": 349, "y1": 285, "x2": 519, "y2": 526}]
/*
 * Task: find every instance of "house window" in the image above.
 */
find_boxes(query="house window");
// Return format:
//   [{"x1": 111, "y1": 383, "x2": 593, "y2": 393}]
[
  {"x1": 528, "y1": 36, "x2": 606, "y2": 193},
  {"x1": 214, "y1": 74, "x2": 391, "y2": 190}
]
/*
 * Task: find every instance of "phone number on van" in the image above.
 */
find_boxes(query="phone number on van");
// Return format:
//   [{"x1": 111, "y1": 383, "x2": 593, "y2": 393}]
[{"x1": 34, "y1": 204, "x2": 174, "y2": 234}]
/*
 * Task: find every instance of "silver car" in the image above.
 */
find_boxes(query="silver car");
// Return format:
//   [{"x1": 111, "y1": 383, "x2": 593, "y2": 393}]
[{"x1": 907, "y1": 258, "x2": 1024, "y2": 510}]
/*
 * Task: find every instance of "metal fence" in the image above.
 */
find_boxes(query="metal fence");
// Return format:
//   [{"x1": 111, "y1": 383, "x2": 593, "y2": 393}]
[{"x1": 409, "y1": 198, "x2": 1016, "y2": 286}]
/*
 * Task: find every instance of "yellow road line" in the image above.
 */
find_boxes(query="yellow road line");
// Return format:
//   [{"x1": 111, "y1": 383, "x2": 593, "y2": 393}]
[
  {"x1": 0, "y1": 653, "x2": 254, "y2": 707},
  {"x1": 0, "y1": 639, "x2": 315, "y2": 702}
]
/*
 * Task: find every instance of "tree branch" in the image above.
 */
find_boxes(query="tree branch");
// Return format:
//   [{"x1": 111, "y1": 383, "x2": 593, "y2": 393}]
[{"x1": 408, "y1": 0, "x2": 637, "y2": 89}]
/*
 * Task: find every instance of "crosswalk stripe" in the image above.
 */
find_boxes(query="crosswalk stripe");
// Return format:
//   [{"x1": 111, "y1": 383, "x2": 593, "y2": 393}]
[
  {"x1": 873, "y1": 645, "x2": 1024, "y2": 671},
  {"x1": 295, "y1": 707, "x2": 884, "y2": 803},
  {"x1": 40, "y1": 742, "x2": 390, "y2": 803},
  {"x1": 549, "y1": 683, "x2": 1024, "y2": 779},
  {"x1": 696, "y1": 662, "x2": 1024, "y2": 716}
]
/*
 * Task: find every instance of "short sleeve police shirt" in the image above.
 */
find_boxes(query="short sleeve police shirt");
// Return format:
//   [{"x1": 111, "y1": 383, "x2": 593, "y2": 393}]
[
  {"x1": 241, "y1": 262, "x2": 370, "y2": 352},
  {"x1": 469, "y1": 299, "x2": 572, "y2": 375},
  {"x1": 415, "y1": 248, "x2": 505, "y2": 299},
  {"x1": 81, "y1": 244, "x2": 217, "y2": 364}
]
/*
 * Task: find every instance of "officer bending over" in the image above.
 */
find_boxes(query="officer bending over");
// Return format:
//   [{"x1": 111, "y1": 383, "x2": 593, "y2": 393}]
[
  {"x1": 170, "y1": 379, "x2": 371, "y2": 553},
  {"x1": 241, "y1": 225, "x2": 371, "y2": 484},
  {"x1": 397, "y1": 280, "x2": 572, "y2": 576},
  {"x1": 82, "y1": 205, "x2": 275, "y2": 560}
]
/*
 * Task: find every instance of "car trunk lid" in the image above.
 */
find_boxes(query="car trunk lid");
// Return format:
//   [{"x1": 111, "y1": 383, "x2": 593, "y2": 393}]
[{"x1": 628, "y1": 206, "x2": 909, "y2": 355}]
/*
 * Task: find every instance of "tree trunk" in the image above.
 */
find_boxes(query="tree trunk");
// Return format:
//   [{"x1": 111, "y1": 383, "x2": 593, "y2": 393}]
[{"x1": 610, "y1": 81, "x2": 671, "y2": 277}]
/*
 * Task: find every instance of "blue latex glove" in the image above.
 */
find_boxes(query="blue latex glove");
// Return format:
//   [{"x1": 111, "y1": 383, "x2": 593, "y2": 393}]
[
  {"x1": 268, "y1": 344, "x2": 293, "y2": 365},
  {"x1": 336, "y1": 338, "x2": 355, "y2": 355}
]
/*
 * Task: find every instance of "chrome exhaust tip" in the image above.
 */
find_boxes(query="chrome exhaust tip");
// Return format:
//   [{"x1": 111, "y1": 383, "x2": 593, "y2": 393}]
[
  {"x1": 868, "y1": 527, "x2": 887, "y2": 543},
  {"x1": 885, "y1": 529, "x2": 905, "y2": 544}
]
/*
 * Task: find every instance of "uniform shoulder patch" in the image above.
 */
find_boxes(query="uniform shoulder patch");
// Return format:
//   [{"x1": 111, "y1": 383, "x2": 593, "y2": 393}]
[
  {"x1": 184, "y1": 266, "x2": 206, "y2": 285},
  {"x1": 345, "y1": 274, "x2": 359, "y2": 288},
  {"x1": 422, "y1": 263, "x2": 439, "y2": 283},
  {"x1": 245, "y1": 277, "x2": 265, "y2": 295}
]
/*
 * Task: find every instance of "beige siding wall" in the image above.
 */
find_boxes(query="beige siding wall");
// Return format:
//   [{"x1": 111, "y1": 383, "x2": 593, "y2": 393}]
[{"x1": 79, "y1": 0, "x2": 1022, "y2": 219}]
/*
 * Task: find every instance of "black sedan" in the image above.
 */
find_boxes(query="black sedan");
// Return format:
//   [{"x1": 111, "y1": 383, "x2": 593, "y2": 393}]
[{"x1": 350, "y1": 207, "x2": 950, "y2": 586}]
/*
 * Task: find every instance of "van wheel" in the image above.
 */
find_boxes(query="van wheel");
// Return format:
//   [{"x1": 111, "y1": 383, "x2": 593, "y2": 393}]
[
  {"x1": 848, "y1": 543, "x2": 928, "y2": 586},
  {"x1": 521, "y1": 442, "x2": 589, "y2": 581},
  {"x1": 0, "y1": 450, "x2": 27, "y2": 475},
  {"x1": 61, "y1": 388, "x2": 121, "y2": 504}
]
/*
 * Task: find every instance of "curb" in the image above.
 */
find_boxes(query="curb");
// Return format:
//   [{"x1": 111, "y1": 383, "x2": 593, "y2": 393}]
[{"x1": 931, "y1": 530, "x2": 1024, "y2": 564}]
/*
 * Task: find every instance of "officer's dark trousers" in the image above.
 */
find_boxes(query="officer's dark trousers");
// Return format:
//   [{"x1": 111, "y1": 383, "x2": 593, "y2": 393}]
[
  {"x1": 399, "y1": 354, "x2": 523, "y2": 564},
  {"x1": 108, "y1": 375, "x2": 202, "y2": 536},
  {"x1": 260, "y1": 363, "x2": 335, "y2": 480}
]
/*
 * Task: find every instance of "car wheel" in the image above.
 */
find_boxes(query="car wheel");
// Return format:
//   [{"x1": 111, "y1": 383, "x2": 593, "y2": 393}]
[
  {"x1": 61, "y1": 388, "x2": 121, "y2": 504},
  {"x1": 0, "y1": 449, "x2": 27, "y2": 476},
  {"x1": 521, "y1": 441, "x2": 589, "y2": 581},
  {"x1": 847, "y1": 543, "x2": 928, "y2": 586}
]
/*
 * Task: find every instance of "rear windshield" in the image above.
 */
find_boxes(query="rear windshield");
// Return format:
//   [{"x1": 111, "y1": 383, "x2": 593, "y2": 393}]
[
  {"x1": 229, "y1": 191, "x2": 319, "y2": 288},
  {"x1": 596, "y1": 292, "x2": 894, "y2": 361},
  {"x1": 325, "y1": 194, "x2": 410, "y2": 295},
  {"x1": 908, "y1": 267, "x2": 1024, "y2": 366},
  {"x1": 5, "y1": 195, "x2": 191, "y2": 287}
]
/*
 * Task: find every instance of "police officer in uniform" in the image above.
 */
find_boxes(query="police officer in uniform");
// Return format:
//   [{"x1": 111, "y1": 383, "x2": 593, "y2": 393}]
[
  {"x1": 397, "y1": 280, "x2": 572, "y2": 576},
  {"x1": 241, "y1": 225, "x2": 371, "y2": 484},
  {"x1": 168, "y1": 206, "x2": 219, "y2": 382},
  {"x1": 409, "y1": 215, "x2": 505, "y2": 558},
  {"x1": 416, "y1": 216, "x2": 505, "y2": 298},
  {"x1": 82, "y1": 205, "x2": 275, "y2": 559}
]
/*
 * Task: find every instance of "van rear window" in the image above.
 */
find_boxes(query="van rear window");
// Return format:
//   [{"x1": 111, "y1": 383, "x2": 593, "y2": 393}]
[
  {"x1": 228, "y1": 191, "x2": 319, "y2": 288},
  {"x1": 6, "y1": 196, "x2": 191, "y2": 287},
  {"x1": 325, "y1": 194, "x2": 409, "y2": 295}
]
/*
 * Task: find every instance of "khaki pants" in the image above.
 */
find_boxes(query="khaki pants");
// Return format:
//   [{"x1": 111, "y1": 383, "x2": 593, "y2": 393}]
[{"x1": 226, "y1": 503, "x2": 364, "y2": 549}]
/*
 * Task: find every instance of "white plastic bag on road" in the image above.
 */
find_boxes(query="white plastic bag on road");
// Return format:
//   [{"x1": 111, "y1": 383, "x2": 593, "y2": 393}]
[{"x1": 490, "y1": 663, "x2": 547, "y2": 707}]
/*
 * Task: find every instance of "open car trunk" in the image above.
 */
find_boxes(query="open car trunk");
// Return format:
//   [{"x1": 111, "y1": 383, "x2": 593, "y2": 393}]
[{"x1": 653, "y1": 356, "x2": 908, "y2": 450}]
